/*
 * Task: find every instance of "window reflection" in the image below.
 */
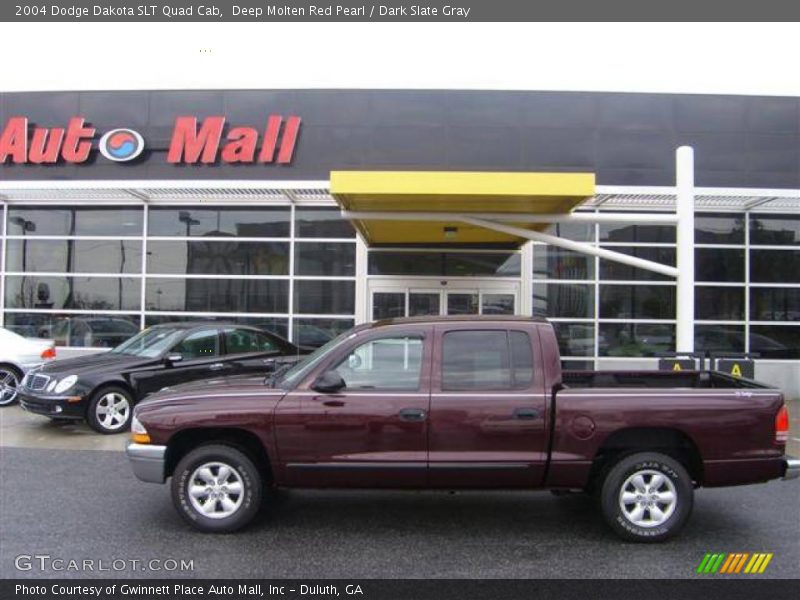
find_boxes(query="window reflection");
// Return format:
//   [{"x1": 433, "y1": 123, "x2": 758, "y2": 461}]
[
  {"x1": 147, "y1": 241, "x2": 289, "y2": 275},
  {"x1": 295, "y1": 208, "x2": 356, "y2": 238},
  {"x1": 295, "y1": 243, "x2": 355, "y2": 276},
  {"x1": 533, "y1": 283, "x2": 594, "y2": 318},
  {"x1": 552, "y1": 322, "x2": 595, "y2": 357},
  {"x1": 599, "y1": 247, "x2": 675, "y2": 282},
  {"x1": 695, "y1": 287, "x2": 745, "y2": 321},
  {"x1": 750, "y1": 214, "x2": 800, "y2": 245},
  {"x1": 294, "y1": 281, "x2": 355, "y2": 315},
  {"x1": 3, "y1": 313, "x2": 140, "y2": 348},
  {"x1": 145, "y1": 278, "x2": 288, "y2": 313},
  {"x1": 749, "y1": 326, "x2": 800, "y2": 359},
  {"x1": 750, "y1": 288, "x2": 800, "y2": 321},
  {"x1": 695, "y1": 213, "x2": 745, "y2": 244},
  {"x1": 5, "y1": 276, "x2": 140, "y2": 311},
  {"x1": 6, "y1": 240, "x2": 142, "y2": 274},
  {"x1": 599, "y1": 285, "x2": 675, "y2": 319},
  {"x1": 294, "y1": 318, "x2": 355, "y2": 348},
  {"x1": 532, "y1": 247, "x2": 594, "y2": 280},
  {"x1": 8, "y1": 207, "x2": 143, "y2": 237},
  {"x1": 148, "y1": 208, "x2": 290, "y2": 237},
  {"x1": 750, "y1": 250, "x2": 800, "y2": 283},
  {"x1": 695, "y1": 248, "x2": 745, "y2": 282},
  {"x1": 599, "y1": 323, "x2": 675, "y2": 357},
  {"x1": 145, "y1": 315, "x2": 289, "y2": 339}
]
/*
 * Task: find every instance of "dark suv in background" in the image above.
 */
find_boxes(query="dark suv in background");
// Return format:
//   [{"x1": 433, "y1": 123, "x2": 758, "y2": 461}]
[{"x1": 19, "y1": 323, "x2": 307, "y2": 433}]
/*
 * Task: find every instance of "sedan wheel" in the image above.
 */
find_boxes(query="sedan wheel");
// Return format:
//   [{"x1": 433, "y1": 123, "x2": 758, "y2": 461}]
[
  {"x1": 0, "y1": 368, "x2": 21, "y2": 406},
  {"x1": 87, "y1": 387, "x2": 133, "y2": 434}
]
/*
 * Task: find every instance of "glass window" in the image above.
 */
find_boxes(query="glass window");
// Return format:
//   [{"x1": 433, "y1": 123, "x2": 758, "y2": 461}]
[
  {"x1": 442, "y1": 330, "x2": 510, "y2": 391},
  {"x1": 750, "y1": 214, "x2": 800, "y2": 245},
  {"x1": 368, "y1": 252, "x2": 520, "y2": 277},
  {"x1": 294, "y1": 280, "x2": 355, "y2": 315},
  {"x1": 223, "y1": 328, "x2": 280, "y2": 354},
  {"x1": 533, "y1": 283, "x2": 594, "y2": 318},
  {"x1": 145, "y1": 278, "x2": 288, "y2": 313},
  {"x1": 373, "y1": 292, "x2": 406, "y2": 320},
  {"x1": 5, "y1": 276, "x2": 140, "y2": 311},
  {"x1": 695, "y1": 248, "x2": 745, "y2": 282},
  {"x1": 3, "y1": 313, "x2": 139, "y2": 348},
  {"x1": 695, "y1": 325, "x2": 745, "y2": 354},
  {"x1": 294, "y1": 318, "x2": 354, "y2": 348},
  {"x1": 542, "y1": 221, "x2": 595, "y2": 242},
  {"x1": 552, "y1": 322, "x2": 595, "y2": 357},
  {"x1": 561, "y1": 360, "x2": 595, "y2": 371},
  {"x1": 333, "y1": 337, "x2": 423, "y2": 391},
  {"x1": 8, "y1": 207, "x2": 143, "y2": 237},
  {"x1": 509, "y1": 331, "x2": 534, "y2": 389},
  {"x1": 599, "y1": 247, "x2": 675, "y2": 281},
  {"x1": 172, "y1": 329, "x2": 220, "y2": 360},
  {"x1": 147, "y1": 241, "x2": 289, "y2": 275},
  {"x1": 447, "y1": 293, "x2": 479, "y2": 315},
  {"x1": 599, "y1": 220, "x2": 675, "y2": 243},
  {"x1": 599, "y1": 323, "x2": 675, "y2": 357},
  {"x1": 749, "y1": 325, "x2": 800, "y2": 359},
  {"x1": 482, "y1": 293, "x2": 515, "y2": 315},
  {"x1": 145, "y1": 315, "x2": 289, "y2": 340},
  {"x1": 111, "y1": 327, "x2": 184, "y2": 357},
  {"x1": 147, "y1": 207, "x2": 290, "y2": 237},
  {"x1": 533, "y1": 247, "x2": 594, "y2": 280},
  {"x1": 294, "y1": 242, "x2": 355, "y2": 276},
  {"x1": 750, "y1": 288, "x2": 800, "y2": 321},
  {"x1": 599, "y1": 285, "x2": 675, "y2": 319},
  {"x1": 750, "y1": 250, "x2": 800, "y2": 283},
  {"x1": 695, "y1": 213, "x2": 745, "y2": 244},
  {"x1": 295, "y1": 207, "x2": 356, "y2": 238},
  {"x1": 695, "y1": 287, "x2": 745, "y2": 321},
  {"x1": 5, "y1": 240, "x2": 142, "y2": 274},
  {"x1": 409, "y1": 292, "x2": 440, "y2": 316}
]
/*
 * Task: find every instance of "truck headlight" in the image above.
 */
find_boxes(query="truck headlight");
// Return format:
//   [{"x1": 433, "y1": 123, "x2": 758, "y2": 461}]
[
  {"x1": 131, "y1": 414, "x2": 150, "y2": 444},
  {"x1": 54, "y1": 375, "x2": 78, "y2": 394}
]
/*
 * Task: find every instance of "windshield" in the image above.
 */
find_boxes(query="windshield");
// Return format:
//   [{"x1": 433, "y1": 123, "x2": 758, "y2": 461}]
[
  {"x1": 110, "y1": 327, "x2": 185, "y2": 358},
  {"x1": 276, "y1": 329, "x2": 357, "y2": 388}
]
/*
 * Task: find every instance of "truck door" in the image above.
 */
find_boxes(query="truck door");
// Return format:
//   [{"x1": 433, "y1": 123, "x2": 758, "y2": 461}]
[
  {"x1": 428, "y1": 325, "x2": 549, "y2": 488},
  {"x1": 276, "y1": 327, "x2": 431, "y2": 488}
]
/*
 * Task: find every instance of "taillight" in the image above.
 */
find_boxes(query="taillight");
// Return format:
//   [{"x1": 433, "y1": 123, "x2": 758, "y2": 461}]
[
  {"x1": 40, "y1": 347, "x2": 56, "y2": 360},
  {"x1": 775, "y1": 405, "x2": 789, "y2": 444}
]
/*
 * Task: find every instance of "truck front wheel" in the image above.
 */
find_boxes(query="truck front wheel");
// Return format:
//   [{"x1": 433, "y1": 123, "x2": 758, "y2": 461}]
[
  {"x1": 599, "y1": 452, "x2": 693, "y2": 542},
  {"x1": 171, "y1": 444, "x2": 262, "y2": 533}
]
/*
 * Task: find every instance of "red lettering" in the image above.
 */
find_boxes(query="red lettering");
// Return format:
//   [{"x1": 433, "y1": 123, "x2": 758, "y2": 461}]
[
  {"x1": 221, "y1": 127, "x2": 258, "y2": 163},
  {"x1": 29, "y1": 127, "x2": 65, "y2": 163},
  {"x1": 168, "y1": 116, "x2": 225, "y2": 163},
  {"x1": 0, "y1": 117, "x2": 29, "y2": 163},
  {"x1": 61, "y1": 117, "x2": 95, "y2": 162},
  {"x1": 277, "y1": 116, "x2": 301, "y2": 164},
  {"x1": 258, "y1": 115, "x2": 282, "y2": 163}
]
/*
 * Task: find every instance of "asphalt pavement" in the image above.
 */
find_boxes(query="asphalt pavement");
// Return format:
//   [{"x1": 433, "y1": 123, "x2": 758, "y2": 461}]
[{"x1": 1, "y1": 403, "x2": 798, "y2": 580}]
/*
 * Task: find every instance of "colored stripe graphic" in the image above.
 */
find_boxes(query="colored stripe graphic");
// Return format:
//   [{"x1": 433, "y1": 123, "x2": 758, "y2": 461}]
[{"x1": 699, "y1": 553, "x2": 772, "y2": 575}]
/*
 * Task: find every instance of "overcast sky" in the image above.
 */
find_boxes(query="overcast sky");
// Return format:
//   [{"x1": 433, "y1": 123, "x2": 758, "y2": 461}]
[{"x1": 1, "y1": 22, "x2": 799, "y2": 96}]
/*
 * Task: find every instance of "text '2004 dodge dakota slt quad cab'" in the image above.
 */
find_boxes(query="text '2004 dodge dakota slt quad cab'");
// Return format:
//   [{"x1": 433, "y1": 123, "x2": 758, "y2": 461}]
[{"x1": 127, "y1": 317, "x2": 798, "y2": 542}]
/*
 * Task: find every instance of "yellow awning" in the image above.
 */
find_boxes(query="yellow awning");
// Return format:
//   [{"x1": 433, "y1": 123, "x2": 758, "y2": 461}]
[{"x1": 330, "y1": 171, "x2": 595, "y2": 245}]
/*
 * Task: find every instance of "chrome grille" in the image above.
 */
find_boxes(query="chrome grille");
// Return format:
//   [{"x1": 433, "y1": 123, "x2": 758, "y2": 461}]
[{"x1": 28, "y1": 374, "x2": 50, "y2": 391}]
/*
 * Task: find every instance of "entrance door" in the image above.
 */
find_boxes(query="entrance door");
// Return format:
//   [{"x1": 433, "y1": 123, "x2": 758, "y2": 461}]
[{"x1": 370, "y1": 280, "x2": 520, "y2": 321}]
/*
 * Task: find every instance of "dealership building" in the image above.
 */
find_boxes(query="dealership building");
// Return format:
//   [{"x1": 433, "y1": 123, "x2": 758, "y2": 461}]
[{"x1": 0, "y1": 89, "x2": 798, "y2": 396}]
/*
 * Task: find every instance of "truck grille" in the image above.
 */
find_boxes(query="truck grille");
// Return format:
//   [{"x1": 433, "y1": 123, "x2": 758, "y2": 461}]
[{"x1": 28, "y1": 374, "x2": 50, "y2": 391}]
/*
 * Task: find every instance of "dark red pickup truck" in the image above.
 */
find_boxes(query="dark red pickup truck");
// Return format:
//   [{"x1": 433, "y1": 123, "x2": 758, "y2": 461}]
[{"x1": 127, "y1": 316, "x2": 798, "y2": 541}]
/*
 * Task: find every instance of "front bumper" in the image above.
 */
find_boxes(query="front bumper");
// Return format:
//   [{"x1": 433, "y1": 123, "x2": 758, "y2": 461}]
[
  {"x1": 783, "y1": 456, "x2": 800, "y2": 480},
  {"x1": 18, "y1": 391, "x2": 85, "y2": 419},
  {"x1": 127, "y1": 442, "x2": 167, "y2": 484}
]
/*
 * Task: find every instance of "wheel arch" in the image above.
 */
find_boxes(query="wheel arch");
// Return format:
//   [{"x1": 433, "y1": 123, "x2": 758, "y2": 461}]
[
  {"x1": 589, "y1": 427, "x2": 704, "y2": 488},
  {"x1": 165, "y1": 427, "x2": 273, "y2": 484}
]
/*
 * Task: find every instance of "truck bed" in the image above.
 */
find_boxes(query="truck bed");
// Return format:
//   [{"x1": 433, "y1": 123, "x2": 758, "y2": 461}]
[{"x1": 562, "y1": 370, "x2": 773, "y2": 390}]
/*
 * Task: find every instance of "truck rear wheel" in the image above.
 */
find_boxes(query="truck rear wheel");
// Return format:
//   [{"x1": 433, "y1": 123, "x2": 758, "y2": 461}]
[
  {"x1": 599, "y1": 452, "x2": 693, "y2": 542},
  {"x1": 171, "y1": 444, "x2": 262, "y2": 533}
]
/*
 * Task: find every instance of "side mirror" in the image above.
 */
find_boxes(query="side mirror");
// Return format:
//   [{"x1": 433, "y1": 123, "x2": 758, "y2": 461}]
[
  {"x1": 263, "y1": 358, "x2": 277, "y2": 372},
  {"x1": 165, "y1": 353, "x2": 183, "y2": 365},
  {"x1": 312, "y1": 370, "x2": 346, "y2": 393}
]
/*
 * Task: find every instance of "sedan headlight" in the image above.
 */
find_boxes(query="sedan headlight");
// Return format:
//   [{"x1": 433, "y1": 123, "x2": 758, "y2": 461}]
[{"x1": 53, "y1": 375, "x2": 79, "y2": 394}]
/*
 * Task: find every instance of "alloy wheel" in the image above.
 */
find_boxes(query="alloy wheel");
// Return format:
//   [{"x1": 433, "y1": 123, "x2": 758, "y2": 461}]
[
  {"x1": 187, "y1": 462, "x2": 245, "y2": 519},
  {"x1": 95, "y1": 392, "x2": 130, "y2": 431},
  {"x1": 0, "y1": 369, "x2": 20, "y2": 406},
  {"x1": 618, "y1": 469, "x2": 678, "y2": 528}
]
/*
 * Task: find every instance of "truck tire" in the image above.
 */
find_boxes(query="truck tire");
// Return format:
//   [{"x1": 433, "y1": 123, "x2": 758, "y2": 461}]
[
  {"x1": 599, "y1": 452, "x2": 693, "y2": 542},
  {"x1": 171, "y1": 444, "x2": 262, "y2": 533}
]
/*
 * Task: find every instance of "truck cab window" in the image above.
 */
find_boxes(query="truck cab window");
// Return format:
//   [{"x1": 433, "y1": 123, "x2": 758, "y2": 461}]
[
  {"x1": 442, "y1": 330, "x2": 534, "y2": 391},
  {"x1": 333, "y1": 336, "x2": 423, "y2": 390}
]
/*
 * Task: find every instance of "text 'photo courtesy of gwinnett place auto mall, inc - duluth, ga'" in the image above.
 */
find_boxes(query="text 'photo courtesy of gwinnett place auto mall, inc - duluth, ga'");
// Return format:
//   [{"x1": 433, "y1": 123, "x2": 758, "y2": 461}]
[{"x1": 0, "y1": 7, "x2": 798, "y2": 600}]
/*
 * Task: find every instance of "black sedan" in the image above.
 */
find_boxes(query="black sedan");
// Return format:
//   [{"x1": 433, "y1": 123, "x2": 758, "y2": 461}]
[{"x1": 18, "y1": 322, "x2": 308, "y2": 434}]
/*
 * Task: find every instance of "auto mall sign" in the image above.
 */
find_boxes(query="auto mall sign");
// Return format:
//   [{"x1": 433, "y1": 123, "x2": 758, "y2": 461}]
[{"x1": 0, "y1": 115, "x2": 302, "y2": 165}]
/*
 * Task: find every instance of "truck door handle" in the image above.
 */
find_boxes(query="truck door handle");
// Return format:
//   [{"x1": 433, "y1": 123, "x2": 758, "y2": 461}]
[
  {"x1": 399, "y1": 408, "x2": 426, "y2": 422},
  {"x1": 513, "y1": 407, "x2": 540, "y2": 420},
  {"x1": 209, "y1": 363, "x2": 225, "y2": 371},
  {"x1": 322, "y1": 399, "x2": 345, "y2": 407}
]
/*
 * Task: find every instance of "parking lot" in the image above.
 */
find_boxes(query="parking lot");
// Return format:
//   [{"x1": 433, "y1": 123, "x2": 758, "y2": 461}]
[{"x1": 1, "y1": 404, "x2": 798, "y2": 579}]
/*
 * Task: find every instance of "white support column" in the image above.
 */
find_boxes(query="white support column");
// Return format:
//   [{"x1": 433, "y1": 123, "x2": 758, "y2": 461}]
[{"x1": 675, "y1": 146, "x2": 695, "y2": 353}]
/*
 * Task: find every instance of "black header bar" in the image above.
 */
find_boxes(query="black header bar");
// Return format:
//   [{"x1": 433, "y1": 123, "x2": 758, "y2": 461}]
[{"x1": 3, "y1": 1, "x2": 800, "y2": 22}]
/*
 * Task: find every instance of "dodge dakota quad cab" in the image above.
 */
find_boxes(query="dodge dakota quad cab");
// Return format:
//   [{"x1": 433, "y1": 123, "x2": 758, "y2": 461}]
[{"x1": 126, "y1": 317, "x2": 798, "y2": 541}]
